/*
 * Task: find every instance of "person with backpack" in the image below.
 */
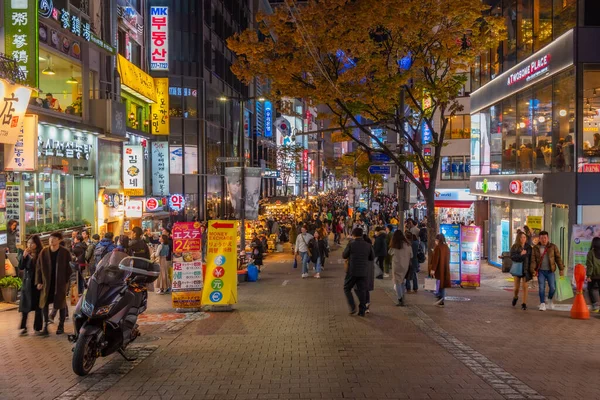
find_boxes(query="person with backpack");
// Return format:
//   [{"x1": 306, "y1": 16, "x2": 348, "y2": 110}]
[
  {"x1": 84, "y1": 234, "x2": 100, "y2": 276},
  {"x1": 405, "y1": 232, "x2": 420, "y2": 294},
  {"x1": 93, "y1": 232, "x2": 117, "y2": 272}
]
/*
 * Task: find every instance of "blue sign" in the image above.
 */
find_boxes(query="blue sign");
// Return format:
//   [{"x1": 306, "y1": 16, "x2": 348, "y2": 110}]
[
  {"x1": 264, "y1": 101, "x2": 272, "y2": 137},
  {"x1": 422, "y1": 121, "x2": 432, "y2": 145},
  {"x1": 209, "y1": 291, "x2": 223, "y2": 302},
  {"x1": 368, "y1": 165, "x2": 391, "y2": 175},
  {"x1": 371, "y1": 153, "x2": 390, "y2": 163}
]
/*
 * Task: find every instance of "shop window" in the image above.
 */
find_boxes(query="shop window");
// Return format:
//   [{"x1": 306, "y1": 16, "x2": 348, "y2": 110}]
[
  {"x1": 489, "y1": 199, "x2": 510, "y2": 267},
  {"x1": 516, "y1": 89, "x2": 534, "y2": 173},
  {"x1": 552, "y1": 68, "x2": 575, "y2": 172},
  {"x1": 504, "y1": 0, "x2": 517, "y2": 70},
  {"x1": 517, "y1": 0, "x2": 533, "y2": 62},
  {"x1": 441, "y1": 157, "x2": 451, "y2": 180},
  {"x1": 489, "y1": 105, "x2": 502, "y2": 174},
  {"x1": 554, "y1": 0, "x2": 576, "y2": 34},
  {"x1": 512, "y1": 201, "x2": 544, "y2": 239},
  {"x1": 480, "y1": 50, "x2": 491, "y2": 86},
  {"x1": 533, "y1": 0, "x2": 553, "y2": 52},
  {"x1": 35, "y1": 52, "x2": 83, "y2": 116},
  {"x1": 184, "y1": 89, "x2": 198, "y2": 118},
  {"x1": 501, "y1": 96, "x2": 517, "y2": 174},
  {"x1": 441, "y1": 156, "x2": 470, "y2": 180},
  {"x1": 449, "y1": 115, "x2": 471, "y2": 139},
  {"x1": 169, "y1": 85, "x2": 184, "y2": 118},
  {"x1": 480, "y1": 107, "x2": 491, "y2": 174},
  {"x1": 470, "y1": 56, "x2": 481, "y2": 92},
  {"x1": 580, "y1": 65, "x2": 600, "y2": 172},
  {"x1": 123, "y1": 95, "x2": 150, "y2": 132},
  {"x1": 532, "y1": 80, "x2": 552, "y2": 173}
]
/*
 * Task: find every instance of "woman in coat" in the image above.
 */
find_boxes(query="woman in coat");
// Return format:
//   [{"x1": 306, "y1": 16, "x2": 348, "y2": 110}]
[
  {"x1": 429, "y1": 233, "x2": 451, "y2": 307},
  {"x1": 389, "y1": 230, "x2": 413, "y2": 306},
  {"x1": 18, "y1": 235, "x2": 43, "y2": 335},
  {"x1": 405, "y1": 232, "x2": 420, "y2": 294},
  {"x1": 510, "y1": 231, "x2": 533, "y2": 310},
  {"x1": 154, "y1": 234, "x2": 171, "y2": 294}
]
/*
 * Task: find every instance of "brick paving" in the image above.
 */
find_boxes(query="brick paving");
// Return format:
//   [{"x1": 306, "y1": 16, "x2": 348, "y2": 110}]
[{"x1": 1, "y1": 243, "x2": 598, "y2": 400}]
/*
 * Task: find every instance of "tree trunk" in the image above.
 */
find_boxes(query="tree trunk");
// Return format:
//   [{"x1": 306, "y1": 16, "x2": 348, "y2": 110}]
[{"x1": 424, "y1": 189, "x2": 437, "y2": 257}]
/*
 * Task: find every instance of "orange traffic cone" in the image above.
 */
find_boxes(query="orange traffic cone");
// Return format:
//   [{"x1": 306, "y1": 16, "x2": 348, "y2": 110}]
[{"x1": 570, "y1": 264, "x2": 590, "y2": 320}]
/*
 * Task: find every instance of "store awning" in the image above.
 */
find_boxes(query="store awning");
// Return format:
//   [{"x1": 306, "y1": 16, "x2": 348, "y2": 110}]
[
  {"x1": 117, "y1": 55, "x2": 157, "y2": 103},
  {"x1": 435, "y1": 200, "x2": 474, "y2": 209}
]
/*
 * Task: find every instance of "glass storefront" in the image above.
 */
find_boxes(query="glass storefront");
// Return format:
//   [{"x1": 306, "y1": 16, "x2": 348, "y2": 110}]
[
  {"x1": 579, "y1": 64, "x2": 600, "y2": 172},
  {"x1": 33, "y1": 50, "x2": 83, "y2": 116}
]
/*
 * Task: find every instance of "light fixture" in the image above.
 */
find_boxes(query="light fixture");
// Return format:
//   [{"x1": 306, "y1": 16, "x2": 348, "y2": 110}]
[
  {"x1": 538, "y1": 116, "x2": 546, "y2": 123},
  {"x1": 42, "y1": 55, "x2": 55, "y2": 75},
  {"x1": 218, "y1": 96, "x2": 228, "y2": 102},
  {"x1": 519, "y1": 122, "x2": 525, "y2": 128},
  {"x1": 586, "y1": 98, "x2": 590, "y2": 106},
  {"x1": 66, "y1": 66, "x2": 78, "y2": 84},
  {"x1": 257, "y1": 96, "x2": 266, "y2": 102},
  {"x1": 559, "y1": 109, "x2": 567, "y2": 117},
  {"x1": 144, "y1": 120, "x2": 149, "y2": 126}
]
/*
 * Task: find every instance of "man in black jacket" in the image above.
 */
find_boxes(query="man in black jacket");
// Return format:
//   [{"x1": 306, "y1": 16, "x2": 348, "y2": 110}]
[
  {"x1": 373, "y1": 227, "x2": 387, "y2": 279},
  {"x1": 342, "y1": 228, "x2": 375, "y2": 316}
]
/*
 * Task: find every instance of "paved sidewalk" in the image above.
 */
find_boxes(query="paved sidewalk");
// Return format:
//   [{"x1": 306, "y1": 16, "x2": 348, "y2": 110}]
[{"x1": 1, "y1": 243, "x2": 598, "y2": 400}]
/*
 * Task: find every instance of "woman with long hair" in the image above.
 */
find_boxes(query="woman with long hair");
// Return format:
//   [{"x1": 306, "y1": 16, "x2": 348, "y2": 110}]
[
  {"x1": 155, "y1": 234, "x2": 171, "y2": 294},
  {"x1": 586, "y1": 236, "x2": 600, "y2": 312},
  {"x1": 389, "y1": 230, "x2": 412, "y2": 306},
  {"x1": 429, "y1": 233, "x2": 451, "y2": 307},
  {"x1": 510, "y1": 231, "x2": 533, "y2": 310},
  {"x1": 18, "y1": 235, "x2": 43, "y2": 335}
]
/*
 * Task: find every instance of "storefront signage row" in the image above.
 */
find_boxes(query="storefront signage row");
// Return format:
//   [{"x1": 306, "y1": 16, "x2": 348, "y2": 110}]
[
  {"x1": 471, "y1": 29, "x2": 574, "y2": 113},
  {"x1": 5, "y1": 0, "x2": 38, "y2": 88},
  {"x1": 469, "y1": 175, "x2": 543, "y2": 202}
]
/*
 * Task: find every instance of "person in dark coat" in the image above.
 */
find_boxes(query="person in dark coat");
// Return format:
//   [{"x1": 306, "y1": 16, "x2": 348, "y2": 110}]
[
  {"x1": 362, "y1": 234, "x2": 375, "y2": 313},
  {"x1": 429, "y1": 233, "x2": 451, "y2": 308},
  {"x1": 18, "y1": 235, "x2": 43, "y2": 335},
  {"x1": 309, "y1": 230, "x2": 329, "y2": 279},
  {"x1": 405, "y1": 232, "x2": 420, "y2": 293},
  {"x1": 373, "y1": 227, "x2": 387, "y2": 279},
  {"x1": 342, "y1": 228, "x2": 375, "y2": 316},
  {"x1": 36, "y1": 232, "x2": 72, "y2": 335},
  {"x1": 510, "y1": 231, "x2": 533, "y2": 310},
  {"x1": 6, "y1": 219, "x2": 18, "y2": 254},
  {"x1": 251, "y1": 233, "x2": 264, "y2": 270},
  {"x1": 130, "y1": 227, "x2": 151, "y2": 260}
]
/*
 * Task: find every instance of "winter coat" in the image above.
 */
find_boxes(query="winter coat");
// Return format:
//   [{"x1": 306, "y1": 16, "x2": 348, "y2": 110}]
[
  {"x1": 94, "y1": 238, "x2": 117, "y2": 266},
  {"x1": 72, "y1": 241, "x2": 88, "y2": 265},
  {"x1": 6, "y1": 229, "x2": 18, "y2": 253},
  {"x1": 586, "y1": 250, "x2": 600, "y2": 280},
  {"x1": 530, "y1": 243, "x2": 564, "y2": 275},
  {"x1": 364, "y1": 236, "x2": 375, "y2": 291},
  {"x1": 389, "y1": 245, "x2": 412, "y2": 287},
  {"x1": 251, "y1": 239, "x2": 264, "y2": 266},
  {"x1": 410, "y1": 240, "x2": 420, "y2": 271},
  {"x1": 342, "y1": 237, "x2": 375, "y2": 278},
  {"x1": 35, "y1": 246, "x2": 72, "y2": 309},
  {"x1": 18, "y1": 252, "x2": 40, "y2": 313},
  {"x1": 310, "y1": 238, "x2": 329, "y2": 263},
  {"x1": 130, "y1": 238, "x2": 151, "y2": 260},
  {"x1": 373, "y1": 233, "x2": 388, "y2": 258},
  {"x1": 429, "y1": 243, "x2": 451, "y2": 289},
  {"x1": 510, "y1": 243, "x2": 533, "y2": 281}
]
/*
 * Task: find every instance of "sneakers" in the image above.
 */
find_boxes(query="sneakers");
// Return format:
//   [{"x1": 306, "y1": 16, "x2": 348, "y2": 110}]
[
  {"x1": 301, "y1": 273, "x2": 308, "y2": 278},
  {"x1": 592, "y1": 304, "x2": 599, "y2": 313},
  {"x1": 436, "y1": 301, "x2": 445, "y2": 308},
  {"x1": 512, "y1": 297, "x2": 518, "y2": 307},
  {"x1": 547, "y1": 300, "x2": 554, "y2": 310},
  {"x1": 539, "y1": 302, "x2": 547, "y2": 311},
  {"x1": 56, "y1": 325, "x2": 64, "y2": 335},
  {"x1": 314, "y1": 273, "x2": 321, "y2": 279},
  {"x1": 383, "y1": 273, "x2": 390, "y2": 278},
  {"x1": 521, "y1": 303, "x2": 527, "y2": 311},
  {"x1": 434, "y1": 297, "x2": 444, "y2": 306},
  {"x1": 396, "y1": 298, "x2": 406, "y2": 307},
  {"x1": 19, "y1": 329, "x2": 27, "y2": 336}
]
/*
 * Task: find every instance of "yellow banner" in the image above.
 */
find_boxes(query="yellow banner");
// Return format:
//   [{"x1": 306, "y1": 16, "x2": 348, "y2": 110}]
[
  {"x1": 526, "y1": 216, "x2": 543, "y2": 232},
  {"x1": 202, "y1": 220, "x2": 238, "y2": 306},
  {"x1": 117, "y1": 55, "x2": 157, "y2": 103},
  {"x1": 151, "y1": 78, "x2": 170, "y2": 135}
]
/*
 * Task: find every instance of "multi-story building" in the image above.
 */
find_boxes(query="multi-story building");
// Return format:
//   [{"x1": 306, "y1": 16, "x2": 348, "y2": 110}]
[{"x1": 468, "y1": 0, "x2": 600, "y2": 266}]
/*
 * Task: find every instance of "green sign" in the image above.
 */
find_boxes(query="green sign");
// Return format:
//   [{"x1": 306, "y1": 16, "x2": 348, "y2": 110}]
[{"x1": 4, "y1": 0, "x2": 38, "y2": 88}]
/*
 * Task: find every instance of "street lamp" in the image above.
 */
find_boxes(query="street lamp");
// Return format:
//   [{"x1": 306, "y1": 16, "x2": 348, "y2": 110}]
[{"x1": 218, "y1": 95, "x2": 266, "y2": 251}]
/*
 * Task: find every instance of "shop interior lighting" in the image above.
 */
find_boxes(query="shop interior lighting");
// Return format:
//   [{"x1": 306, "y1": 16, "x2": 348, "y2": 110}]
[
  {"x1": 66, "y1": 66, "x2": 78, "y2": 84},
  {"x1": 594, "y1": 89, "x2": 597, "y2": 96},
  {"x1": 42, "y1": 55, "x2": 55, "y2": 75},
  {"x1": 559, "y1": 109, "x2": 567, "y2": 117}
]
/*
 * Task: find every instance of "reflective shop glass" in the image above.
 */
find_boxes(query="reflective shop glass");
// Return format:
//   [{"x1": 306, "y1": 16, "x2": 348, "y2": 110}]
[
  {"x1": 580, "y1": 65, "x2": 600, "y2": 172},
  {"x1": 441, "y1": 156, "x2": 471, "y2": 180},
  {"x1": 489, "y1": 199, "x2": 510, "y2": 267},
  {"x1": 470, "y1": 67, "x2": 574, "y2": 175}
]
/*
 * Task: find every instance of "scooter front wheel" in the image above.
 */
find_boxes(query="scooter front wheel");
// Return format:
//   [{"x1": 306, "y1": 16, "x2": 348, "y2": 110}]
[{"x1": 72, "y1": 334, "x2": 97, "y2": 376}]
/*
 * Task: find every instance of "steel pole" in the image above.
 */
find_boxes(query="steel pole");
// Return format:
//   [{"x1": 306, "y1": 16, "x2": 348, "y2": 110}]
[{"x1": 240, "y1": 99, "x2": 246, "y2": 251}]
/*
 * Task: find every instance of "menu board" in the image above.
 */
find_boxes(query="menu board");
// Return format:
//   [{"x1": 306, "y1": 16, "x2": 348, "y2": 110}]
[
  {"x1": 440, "y1": 224, "x2": 461, "y2": 286},
  {"x1": 171, "y1": 221, "x2": 203, "y2": 308},
  {"x1": 172, "y1": 261, "x2": 203, "y2": 291}
]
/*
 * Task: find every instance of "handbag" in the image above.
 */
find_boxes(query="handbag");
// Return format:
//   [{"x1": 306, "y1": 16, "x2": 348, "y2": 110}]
[
  {"x1": 501, "y1": 252, "x2": 513, "y2": 273},
  {"x1": 374, "y1": 260, "x2": 383, "y2": 278},
  {"x1": 424, "y1": 277, "x2": 437, "y2": 291},
  {"x1": 555, "y1": 275, "x2": 574, "y2": 302},
  {"x1": 509, "y1": 261, "x2": 523, "y2": 277},
  {"x1": 293, "y1": 256, "x2": 298, "y2": 269}
]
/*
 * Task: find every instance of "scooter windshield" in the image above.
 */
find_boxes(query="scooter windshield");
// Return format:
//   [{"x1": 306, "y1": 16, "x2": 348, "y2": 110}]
[{"x1": 93, "y1": 251, "x2": 130, "y2": 286}]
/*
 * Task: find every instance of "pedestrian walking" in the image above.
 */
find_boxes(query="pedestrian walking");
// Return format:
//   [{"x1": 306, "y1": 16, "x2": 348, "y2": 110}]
[
  {"x1": 310, "y1": 230, "x2": 328, "y2": 279},
  {"x1": 36, "y1": 232, "x2": 73, "y2": 335},
  {"x1": 295, "y1": 226, "x2": 314, "y2": 278},
  {"x1": 363, "y1": 234, "x2": 375, "y2": 313},
  {"x1": 93, "y1": 232, "x2": 117, "y2": 270},
  {"x1": 510, "y1": 231, "x2": 533, "y2": 310},
  {"x1": 530, "y1": 230, "x2": 565, "y2": 311},
  {"x1": 154, "y1": 234, "x2": 171, "y2": 294},
  {"x1": 429, "y1": 233, "x2": 451, "y2": 307},
  {"x1": 251, "y1": 232, "x2": 265, "y2": 271},
  {"x1": 389, "y1": 230, "x2": 412, "y2": 306},
  {"x1": 18, "y1": 235, "x2": 43, "y2": 336},
  {"x1": 342, "y1": 228, "x2": 374, "y2": 316},
  {"x1": 586, "y1": 237, "x2": 600, "y2": 312},
  {"x1": 405, "y1": 232, "x2": 420, "y2": 294},
  {"x1": 71, "y1": 234, "x2": 88, "y2": 294},
  {"x1": 130, "y1": 227, "x2": 151, "y2": 260},
  {"x1": 373, "y1": 226, "x2": 387, "y2": 279},
  {"x1": 84, "y1": 234, "x2": 100, "y2": 277}
]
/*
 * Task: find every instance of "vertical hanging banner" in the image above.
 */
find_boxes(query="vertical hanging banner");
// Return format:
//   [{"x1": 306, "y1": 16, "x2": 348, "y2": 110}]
[
  {"x1": 264, "y1": 101, "x2": 272, "y2": 137},
  {"x1": 460, "y1": 225, "x2": 482, "y2": 287},
  {"x1": 171, "y1": 221, "x2": 203, "y2": 308},
  {"x1": 440, "y1": 224, "x2": 461, "y2": 286},
  {"x1": 123, "y1": 144, "x2": 144, "y2": 196},
  {"x1": 202, "y1": 220, "x2": 238, "y2": 306},
  {"x1": 149, "y1": 6, "x2": 169, "y2": 71},
  {"x1": 4, "y1": 0, "x2": 38, "y2": 88},
  {"x1": 4, "y1": 114, "x2": 37, "y2": 171},
  {"x1": 151, "y1": 141, "x2": 169, "y2": 196},
  {"x1": 151, "y1": 78, "x2": 169, "y2": 135},
  {"x1": 0, "y1": 79, "x2": 33, "y2": 144},
  {"x1": 225, "y1": 167, "x2": 263, "y2": 220}
]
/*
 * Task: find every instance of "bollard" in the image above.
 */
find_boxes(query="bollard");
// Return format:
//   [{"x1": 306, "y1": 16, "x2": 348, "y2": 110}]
[{"x1": 570, "y1": 264, "x2": 590, "y2": 320}]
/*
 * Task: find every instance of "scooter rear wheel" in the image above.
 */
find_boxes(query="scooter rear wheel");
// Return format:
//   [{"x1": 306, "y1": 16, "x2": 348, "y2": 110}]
[{"x1": 72, "y1": 334, "x2": 97, "y2": 376}]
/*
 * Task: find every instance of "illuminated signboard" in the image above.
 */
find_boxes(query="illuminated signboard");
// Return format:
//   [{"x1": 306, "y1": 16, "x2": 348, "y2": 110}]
[
  {"x1": 5, "y1": 0, "x2": 38, "y2": 88},
  {"x1": 150, "y1": 6, "x2": 169, "y2": 71}
]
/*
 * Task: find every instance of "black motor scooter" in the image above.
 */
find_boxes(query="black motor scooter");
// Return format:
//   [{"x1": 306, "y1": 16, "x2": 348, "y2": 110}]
[{"x1": 69, "y1": 253, "x2": 159, "y2": 376}]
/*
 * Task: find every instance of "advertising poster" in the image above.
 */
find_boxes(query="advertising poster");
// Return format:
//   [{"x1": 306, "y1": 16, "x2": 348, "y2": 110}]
[
  {"x1": 4, "y1": 114, "x2": 37, "y2": 171},
  {"x1": 202, "y1": 220, "x2": 238, "y2": 306},
  {"x1": 123, "y1": 145, "x2": 144, "y2": 196},
  {"x1": 501, "y1": 220, "x2": 510, "y2": 253},
  {"x1": 526, "y1": 216, "x2": 543, "y2": 234},
  {"x1": 225, "y1": 167, "x2": 263, "y2": 220},
  {"x1": 171, "y1": 221, "x2": 203, "y2": 308},
  {"x1": 440, "y1": 224, "x2": 461, "y2": 286},
  {"x1": 570, "y1": 224, "x2": 600, "y2": 269},
  {"x1": 460, "y1": 225, "x2": 481, "y2": 287}
]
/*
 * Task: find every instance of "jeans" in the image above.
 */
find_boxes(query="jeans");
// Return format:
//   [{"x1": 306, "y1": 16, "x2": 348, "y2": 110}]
[
  {"x1": 315, "y1": 257, "x2": 322, "y2": 273},
  {"x1": 395, "y1": 280, "x2": 405, "y2": 300},
  {"x1": 588, "y1": 279, "x2": 600, "y2": 306},
  {"x1": 438, "y1": 287, "x2": 446, "y2": 300},
  {"x1": 344, "y1": 274, "x2": 367, "y2": 313},
  {"x1": 538, "y1": 270, "x2": 556, "y2": 303},
  {"x1": 300, "y1": 252, "x2": 310, "y2": 274},
  {"x1": 405, "y1": 267, "x2": 418, "y2": 291}
]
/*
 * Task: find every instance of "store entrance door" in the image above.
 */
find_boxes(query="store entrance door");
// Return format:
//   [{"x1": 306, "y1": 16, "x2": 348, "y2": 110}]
[{"x1": 550, "y1": 205, "x2": 569, "y2": 264}]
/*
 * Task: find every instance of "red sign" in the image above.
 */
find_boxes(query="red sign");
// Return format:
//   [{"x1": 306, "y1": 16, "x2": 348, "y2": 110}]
[
  {"x1": 172, "y1": 222, "x2": 202, "y2": 253},
  {"x1": 146, "y1": 197, "x2": 159, "y2": 211},
  {"x1": 509, "y1": 180, "x2": 522, "y2": 194},
  {"x1": 303, "y1": 149, "x2": 309, "y2": 171},
  {"x1": 579, "y1": 163, "x2": 600, "y2": 173},
  {"x1": 507, "y1": 54, "x2": 550, "y2": 86},
  {"x1": 213, "y1": 267, "x2": 225, "y2": 278}
]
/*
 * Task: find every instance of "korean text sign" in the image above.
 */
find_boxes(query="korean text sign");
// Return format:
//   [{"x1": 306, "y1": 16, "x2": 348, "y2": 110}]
[
  {"x1": 202, "y1": 220, "x2": 238, "y2": 306},
  {"x1": 171, "y1": 221, "x2": 203, "y2": 308},
  {"x1": 4, "y1": 114, "x2": 37, "y2": 171},
  {"x1": 151, "y1": 78, "x2": 169, "y2": 135},
  {"x1": 4, "y1": 0, "x2": 38, "y2": 88},
  {"x1": 123, "y1": 145, "x2": 144, "y2": 196},
  {"x1": 459, "y1": 225, "x2": 481, "y2": 287},
  {"x1": 0, "y1": 79, "x2": 33, "y2": 144},
  {"x1": 150, "y1": 7, "x2": 169, "y2": 71},
  {"x1": 151, "y1": 142, "x2": 169, "y2": 196}
]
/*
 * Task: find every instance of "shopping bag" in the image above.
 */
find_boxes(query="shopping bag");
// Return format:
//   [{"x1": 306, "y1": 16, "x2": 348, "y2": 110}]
[
  {"x1": 424, "y1": 277, "x2": 437, "y2": 292},
  {"x1": 293, "y1": 256, "x2": 298, "y2": 269},
  {"x1": 70, "y1": 279, "x2": 79, "y2": 306},
  {"x1": 509, "y1": 261, "x2": 523, "y2": 277},
  {"x1": 374, "y1": 261, "x2": 383, "y2": 278},
  {"x1": 555, "y1": 275, "x2": 574, "y2": 302}
]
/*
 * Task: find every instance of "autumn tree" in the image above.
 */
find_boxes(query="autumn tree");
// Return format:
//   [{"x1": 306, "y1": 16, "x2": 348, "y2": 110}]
[
  {"x1": 276, "y1": 143, "x2": 304, "y2": 196},
  {"x1": 228, "y1": 0, "x2": 504, "y2": 247}
]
